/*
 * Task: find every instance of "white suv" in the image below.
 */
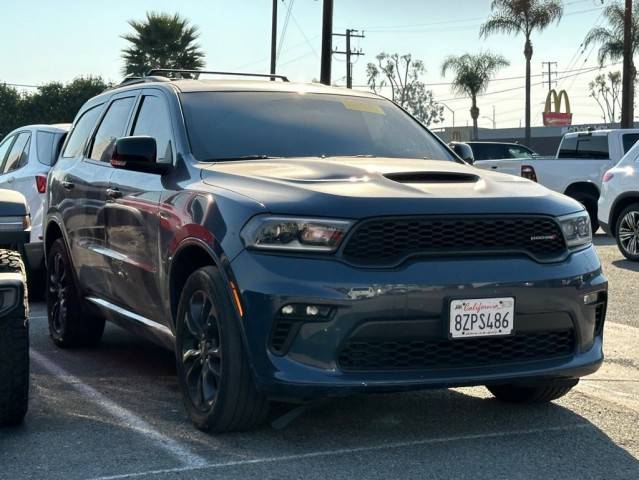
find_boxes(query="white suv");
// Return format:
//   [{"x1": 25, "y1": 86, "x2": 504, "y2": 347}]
[
  {"x1": 0, "y1": 124, "x2": 70, "y2": 279},
  {"x1": 598, "y1": 140, "x2": 639, "y2": 261}
]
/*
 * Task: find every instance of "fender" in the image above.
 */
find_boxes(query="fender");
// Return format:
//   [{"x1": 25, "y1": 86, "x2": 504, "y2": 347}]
[{"x1": 609, "y1": 190, "x2": 639, "y2": 229}]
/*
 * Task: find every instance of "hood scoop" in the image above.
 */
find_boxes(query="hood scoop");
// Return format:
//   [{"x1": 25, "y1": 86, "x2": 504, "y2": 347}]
[{"x1": 384, "y1": 171, "x2": 479, "y2": 184}]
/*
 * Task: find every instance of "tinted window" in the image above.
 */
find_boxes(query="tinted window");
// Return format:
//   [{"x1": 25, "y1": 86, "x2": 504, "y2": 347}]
[
  {"x1": 181, "y1": 92, "x2": 454, "y2": 162},
  {"x1": 90, "y1": 97, "x2": 135, "y2": 162},
  {"x1": 36, "y1": 131, "x2": 66, "y2": 166},
  {"x1": 0, "y1": 135, "x2": 15, "y2": 166},
  {"x1": 2, "y1": 132, "x2": 30, "y2": 173},
  {"x1": 506, "y1": 145, "x2": 535, "y2": 159},
  {"x1": 623, "y1": 133, "x2": 639, "y2": 153},
  {"x1": 558, "y1": 135, "x2": 609, "y2": 159},
  {"x1": 63, "y1": 105, "x2": 103, "y2": 158},
  {"x1": 469, "y1": 144, "x2": 509, "y2": 160},
  {"x1": 131, "y1": 95, "x2": 173, "y2": 163}
]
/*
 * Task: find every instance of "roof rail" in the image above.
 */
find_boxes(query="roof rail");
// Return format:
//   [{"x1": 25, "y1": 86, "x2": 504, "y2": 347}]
[
  {"x1": 115, "y1": 76, "x2": 171, "y2": 88},
  {"x1": 145, "y1": 69, "x2": 290, "y2": 82}
]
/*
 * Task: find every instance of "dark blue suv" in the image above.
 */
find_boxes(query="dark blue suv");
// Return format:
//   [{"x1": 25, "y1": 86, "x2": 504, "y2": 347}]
[{"x1": 45, "y1": 71, "x2": 607, "y2": 432}]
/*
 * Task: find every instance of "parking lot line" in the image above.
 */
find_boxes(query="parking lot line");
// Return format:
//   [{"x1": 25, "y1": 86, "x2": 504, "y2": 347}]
[
  {"x1": 30, "y1": 349, "x2": 208, "y2": 469},
  {"x1": 89, "y1": 423, "x2": 592, "y2": 480}
]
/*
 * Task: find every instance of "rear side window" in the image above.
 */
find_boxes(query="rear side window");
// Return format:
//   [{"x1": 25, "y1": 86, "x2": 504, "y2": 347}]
[
  {"x1": 36, "y1": 131, "x2": 65, "y2": 166},
  {"x1": 90, "y1": 97, "x2": 136, "y2": 162},
  {"x1": 622, "y1": 133, "x2": 639, "y2": 153},
  {"x1": 469, "y1": 144, "x2": 510, "y2": 160},
  {"x1": 131, "y1": 95, "x2": 173, "y2": 163},
  {"x1": 63, "y1": 105, "x2": 103, "y2": 158},
  {"x1": 558, "y1": 135, "x2": 609, "y2": 159},
  {"x1": 0, "y1": 135, "x2": 15, "y2": 166},
  {"x1": 2, "y1": 132, "x2": 30, "y2": 174}
]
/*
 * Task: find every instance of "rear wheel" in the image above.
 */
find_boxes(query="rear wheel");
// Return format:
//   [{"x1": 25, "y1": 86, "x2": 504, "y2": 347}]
[
  {"x1": 615, "y1": 203, "x2": 639, "y2": 261},
  {"x1": 0, "y1": 249, "x2": 29, "y2": 426},
  {"x1": 47, "y1": 238, "x2": 105, "y2": 348},
  {"x1": 487, "y1": 381, "x2": 577, "y2": 404},
  {"x1": 175, "y1": 266, "x2": 269, "y2": 432}
]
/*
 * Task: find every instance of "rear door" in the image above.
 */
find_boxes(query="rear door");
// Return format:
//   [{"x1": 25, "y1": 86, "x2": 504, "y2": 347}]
[
  {"x1": 65, "y1": 93, "x2": 137, "y2": 300},
  {"x1": 0, "y1": 131, "x2": 31, "y2": 191},
  {"x1": 104, "y1": 90, "x2": 174, "y2": 321}
]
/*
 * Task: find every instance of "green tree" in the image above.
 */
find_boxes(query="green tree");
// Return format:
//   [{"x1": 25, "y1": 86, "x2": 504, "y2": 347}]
[
  {"x1": 480, "y1": 0, "x2": 563, "y2": 144},
  {"x1": 366, "y1": 53, "x2": 444, "y2": 126},
  {"x1": 441, "y1": 53, "x2": 510, "y2": 140},
  {"x1": 122, "y1": 12, "x2": 206, "y2": 77},
  {"x1": 584, "y1": 1, "x2": 639, "y2": 125},
  {"x1": 0, "y1": 84, "x2": 23, "y2": 139}
]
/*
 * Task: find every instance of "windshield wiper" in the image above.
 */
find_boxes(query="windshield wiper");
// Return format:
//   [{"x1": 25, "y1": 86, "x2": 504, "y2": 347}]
[{"x1": 202, "y1": 154, "x2": 281, "y2": 162}]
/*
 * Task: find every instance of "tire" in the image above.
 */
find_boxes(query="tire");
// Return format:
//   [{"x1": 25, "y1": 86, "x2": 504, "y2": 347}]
[
  {"x1": 175, "y1": 266, "x2": 269, "y2": 433},
  {"x1": 47, "y1": 238, "x2": 105, "y2": 348},
  {"x1": 571, "y1": 192, "x2": 599, "y2": 234},
  {"x1": 487, "y1": 380, "x2": 577, "y2": 404},
  {"x1": 614, "y1": 203, "x2": 639, "y2": 262},
  {"x1": 0, "y1": 249, "x2": 29, "y2": 426}
]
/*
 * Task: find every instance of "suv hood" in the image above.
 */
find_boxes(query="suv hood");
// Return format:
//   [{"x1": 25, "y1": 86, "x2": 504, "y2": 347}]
[{"x1": 199, "y1": 157, "x2": 582, "y2": 218}]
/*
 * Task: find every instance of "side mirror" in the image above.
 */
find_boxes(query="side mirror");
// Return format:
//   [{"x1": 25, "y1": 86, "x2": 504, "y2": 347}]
[
  {"x1": 111, "y1": 136, "x2": 171, "y2": 174},
  {"x1": 450, "y1": 143, "x2": 474, "y2": 165}
]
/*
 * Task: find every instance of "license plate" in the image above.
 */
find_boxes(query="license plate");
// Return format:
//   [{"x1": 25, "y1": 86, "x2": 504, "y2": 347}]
[{"x1": 449, "y1": 297, "x2": 514, "y2": 338}]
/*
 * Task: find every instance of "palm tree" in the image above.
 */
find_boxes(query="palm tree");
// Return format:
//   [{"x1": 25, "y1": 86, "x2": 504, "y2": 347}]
[
  {"x1": 480, "y1": 0, "x2": 563, "y2": 145},
  {"x1": 122, "y1": 12, "x2": 206, "y2": 77},
  {"x1": 441, "y1": 52, "x2": 510, "y2": 140},
  {"x1": 584, "y1": 1, "x2": 639, "y2": 126}
]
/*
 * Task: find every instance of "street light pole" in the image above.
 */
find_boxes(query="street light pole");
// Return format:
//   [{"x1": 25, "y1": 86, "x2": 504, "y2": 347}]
[
  {"x1": 439, "y1": 102, "x2": 455, "y2": 127},
  {"x1": 621, "y1": 0, "x2": 633, "y2": 127},
  {"x1": 320, "y1": 0, "x2": 334, "y2": 85},
  {"x1": 270, "y1": 0, "x2": 277, "y2": 78}
]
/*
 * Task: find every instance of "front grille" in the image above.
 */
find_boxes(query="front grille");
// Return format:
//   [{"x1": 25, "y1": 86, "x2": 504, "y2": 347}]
[
  {"x1": 341, "y1": 216, "x2": 566, "y2": 266},
  {"x1": 338, "y1": 329, "x2": 575, "y2": 371}
]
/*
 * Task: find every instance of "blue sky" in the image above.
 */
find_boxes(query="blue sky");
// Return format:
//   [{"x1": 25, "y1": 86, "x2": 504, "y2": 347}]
[{"x1": 0, "y1": 0, "x2": 619, "y2": 128}]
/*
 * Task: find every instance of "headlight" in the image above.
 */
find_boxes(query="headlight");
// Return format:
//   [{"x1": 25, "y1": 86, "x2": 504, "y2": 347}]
[
  {"x1": 241, "y1": 216, "x2": 354, "y2": 252},
  {"x1": 558, "y1": 211, "x2": 592, "y2": 248}
]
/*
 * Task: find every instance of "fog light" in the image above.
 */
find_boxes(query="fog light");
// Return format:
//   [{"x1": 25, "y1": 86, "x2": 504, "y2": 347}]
[
  {"x1": 306, "y1": 305, "x2": 320, "y2": 316},
  {"x1": 281, "y1": 305, "x2": 295, "y2": 315},
  {"x1": 583, "y1": 292, "x2": 601, "y2": 305}
]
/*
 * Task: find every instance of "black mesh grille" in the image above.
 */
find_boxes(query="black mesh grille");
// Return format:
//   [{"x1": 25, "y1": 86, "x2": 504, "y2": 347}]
[
  {"x1": 341, "y1": 216, "x2": 566, "y2": 266},
  {"x1": 269, "y1": 318, "x2": 298, "y2": 354},
  {"x1": 594, "y1": 300, "x2": 607, "y2": 336},
  {"x1": 338, "y1": 330, "x2": 575, "y2": 371}
]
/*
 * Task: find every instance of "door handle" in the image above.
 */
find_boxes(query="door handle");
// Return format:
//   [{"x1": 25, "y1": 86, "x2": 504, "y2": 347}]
[
  {"x1": 7, "y1": 176, "x2": 15, "y2": 183},
  {"x1": 106, "y1": 187, "x2": 122, "y2": 199},
  {"x1": 491, "y1": 166, "x2": 498, "y2": 170},
  {"x1": 62, "y1": 180, "x2": 75, "y2": 190}
]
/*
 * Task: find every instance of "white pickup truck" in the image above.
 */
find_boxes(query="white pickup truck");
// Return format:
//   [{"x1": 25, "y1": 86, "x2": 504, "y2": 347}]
[{"x1": 472, "y1": 129, "x2": 639, "y2": 230}]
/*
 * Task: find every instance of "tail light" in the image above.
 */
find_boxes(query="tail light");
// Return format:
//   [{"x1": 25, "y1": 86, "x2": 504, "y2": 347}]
[
  {"x1": 602, "y1": 170, "x2": 614, "y2": 182},
  {"x1": 521, "y1": 165, "x2": 538, "y2": 182},
  {"x1": 35, "y1": 174, "x2": 47, "y2": 193}
]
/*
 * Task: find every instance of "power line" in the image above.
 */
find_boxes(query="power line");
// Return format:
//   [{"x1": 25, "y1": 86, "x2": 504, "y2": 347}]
[{"x1": 332, "y1": 29, "x2": 364, "y2": 88}]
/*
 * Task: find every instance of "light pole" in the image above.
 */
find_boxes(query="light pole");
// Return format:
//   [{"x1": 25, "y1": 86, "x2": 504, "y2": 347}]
[{"x1": 439, "y1": 102, "x2": 455, "y2": 127}]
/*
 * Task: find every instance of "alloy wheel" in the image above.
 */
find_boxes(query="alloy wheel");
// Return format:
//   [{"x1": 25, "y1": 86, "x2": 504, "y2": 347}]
[
  {"x1": 181, "y1": 290, "x2": 222, "y2": 412},
  {"x1": 618, "y1": 210, "x2": 639, "y2": 256},
  {"x1": 49, "y1": 252, "x2": 68, "y2": 335}
]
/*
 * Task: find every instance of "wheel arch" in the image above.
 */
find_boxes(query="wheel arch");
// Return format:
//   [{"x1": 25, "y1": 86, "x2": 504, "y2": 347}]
[
  {"x1": 609, "y1": 192, "x2": 639, "y2": 237},
  {"x1": 564, "y1": 181, "x2": 600, "y2": 201},
  {"x1": 43, "y1": 217, "x2": 66, "y2": 269}
]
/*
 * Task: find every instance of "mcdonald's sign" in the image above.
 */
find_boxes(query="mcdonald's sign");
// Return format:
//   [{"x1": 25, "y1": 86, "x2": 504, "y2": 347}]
[{"x1": 542, "y1": 89, "x2": 573, "y2": 126}]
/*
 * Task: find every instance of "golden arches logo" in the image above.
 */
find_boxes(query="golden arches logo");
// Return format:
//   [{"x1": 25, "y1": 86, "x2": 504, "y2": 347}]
[{"x1": 543, "y1": 89, "x2": 573, "y2": 126}]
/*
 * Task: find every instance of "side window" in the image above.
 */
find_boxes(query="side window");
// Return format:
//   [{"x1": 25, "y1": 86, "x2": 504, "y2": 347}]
[
  {"x1": 2, "y1": 132, "x2": 30, "y2": 174},
  {"x1": 90, "y1": 97, "x2": 136, "y2": 162},
  {"x1": 0, "y1": 135, "x2": 15, "y2": 167},
  {"x1": 36, "y1": 131, "x2": 58, "y2": 166},
  {"x1": 131, "y1": 95, "x2": 174, "y2": 163},
  {"x1": 623, "y1": 133, "x2": 639, "y2": 153},
  {"x1": 63, "y1": 105, "x2": 103, "y2": 158}
]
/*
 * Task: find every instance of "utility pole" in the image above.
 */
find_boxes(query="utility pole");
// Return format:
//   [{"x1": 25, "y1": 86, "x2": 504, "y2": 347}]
[
  {"x1": 270, "y1": 0, "x2": 278, "y2": 78},
  {"x1": 320, "y1": 0, "x2": 334, "y2": 85},
  {"x1": 541, "y1": 61, "x2": 557, "y2": 92},
  {"x1": 621, "y1": 0, "x2": 634, "y2": 128},
  {"x1": 332, "y1": 29, "x2": 365, "y2": 88}
]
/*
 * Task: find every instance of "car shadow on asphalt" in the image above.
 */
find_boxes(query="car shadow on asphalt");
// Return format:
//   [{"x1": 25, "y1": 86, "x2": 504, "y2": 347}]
[
  {"x1": 593, "y1": 233, "x2": 616, "y2": 246},
  {"x1": 612, "y1": 259, "x2": 639, "y2": 272}
]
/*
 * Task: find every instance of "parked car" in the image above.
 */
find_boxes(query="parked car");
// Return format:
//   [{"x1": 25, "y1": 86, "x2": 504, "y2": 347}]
[
  {"x1": 449, "y1": 141, "x2": 538, "y2": 167},
  {"x1": 472, "y1": 129, "x2": 639, "y2": 231},
  {"x1": 598, "y1": 140, "x2": 639, "y2": 260},
  {"x1": 0, "y1": 124, "x2": 70, "y2": 293},
  {"x1": 0, "y1": 189, "x2": 30, "y2": 426},
  {"x1": 45, "y1": 70, "x2": 607, "y2": 433}
]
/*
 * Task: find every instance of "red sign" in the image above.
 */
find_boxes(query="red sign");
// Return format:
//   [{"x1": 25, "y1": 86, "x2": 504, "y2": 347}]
[{"x1": 543, "y1": 111, "x2": 573, "y2": 126}]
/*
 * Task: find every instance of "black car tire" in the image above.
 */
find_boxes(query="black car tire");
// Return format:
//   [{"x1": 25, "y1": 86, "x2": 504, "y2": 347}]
[
  {"x1": 614, "y1": 203, "x2": 639, "y2": 262},
  {"x1": 487, "y1": 381, "x2": 577, "y2": 404},
  {"x1": 0, "y1": 249, "x2": 29, "y2": 426},
  {"x1": 47, "y1": 238, "x2": 105, "y2": 348},
  {"x1": 571, "y1": 192, "x2": 599, "y2": 234},
  {"x1": 175, "y1": 266, "x2": 269, "y2": 433}
]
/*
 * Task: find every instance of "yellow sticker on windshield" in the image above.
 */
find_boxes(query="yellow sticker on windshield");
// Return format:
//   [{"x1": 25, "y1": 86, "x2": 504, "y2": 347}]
[{"x1": 341, "y1": 99, "x2": 385, "y2": 115}]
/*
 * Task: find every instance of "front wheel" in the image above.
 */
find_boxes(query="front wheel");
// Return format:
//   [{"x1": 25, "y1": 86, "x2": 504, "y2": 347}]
[
  {"x1": 615, "y1": 203, "x2": 639, "y2": 261},
  {"x1": 487, "y1": 381, "x2": 577, "y2": 404},
  {"x1": 175, "y1": 266, "x2": 269, "y2": 433}
]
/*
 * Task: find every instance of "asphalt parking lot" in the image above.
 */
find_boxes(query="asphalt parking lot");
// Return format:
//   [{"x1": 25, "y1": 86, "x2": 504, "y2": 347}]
[{"x1": 1, "y1": 234, "x2": 638, "y2": 480}]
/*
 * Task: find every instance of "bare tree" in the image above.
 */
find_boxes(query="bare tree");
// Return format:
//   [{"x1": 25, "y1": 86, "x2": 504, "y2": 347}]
[{"x1": 589, "y1": 71, "x2": 622, "y2": 123}]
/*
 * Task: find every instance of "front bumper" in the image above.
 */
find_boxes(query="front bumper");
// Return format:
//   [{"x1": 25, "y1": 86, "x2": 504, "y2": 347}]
[{"x1": 231, "y1": 247, "x2": 607, "y2": 400}]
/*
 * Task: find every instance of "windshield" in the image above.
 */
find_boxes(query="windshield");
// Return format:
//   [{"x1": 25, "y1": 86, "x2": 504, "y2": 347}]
[{"x1": 180, "y1": 91, "x2": 455, "y2": 162}]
